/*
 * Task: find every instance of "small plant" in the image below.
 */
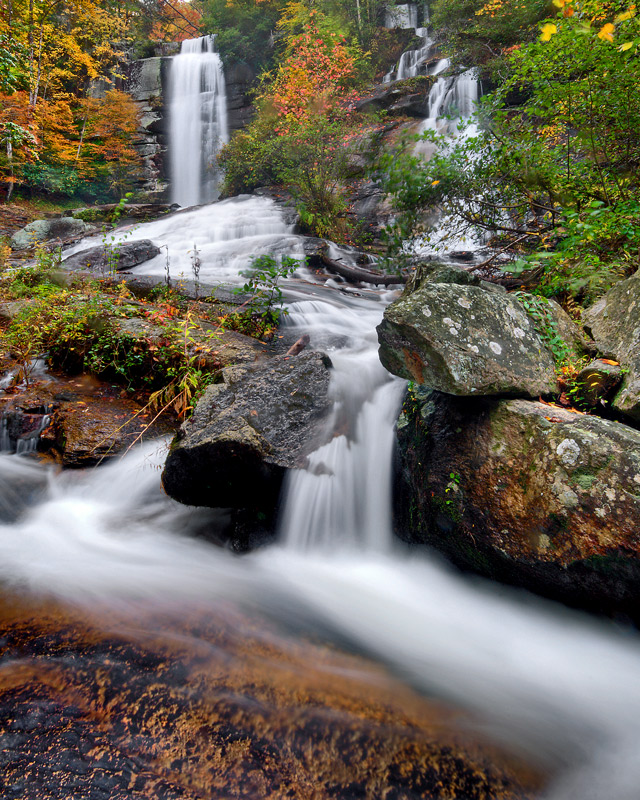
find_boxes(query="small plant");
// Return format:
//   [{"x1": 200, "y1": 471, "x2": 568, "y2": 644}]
[
  {"x1": 515, "y1": 291, "x2": 571, "y2": 366},
  {"x1": 189, "y1": 243, "x2": 201, "y2": 299},
  {"x1": 162, "y1": 244, "x2": 171, "y2": 288},
  {"x1": 232, "y1": 254, "x2": 299, "y2": 338},
  {"x1": 101, "y1": 192, "x2": 136, "y2": 276}
]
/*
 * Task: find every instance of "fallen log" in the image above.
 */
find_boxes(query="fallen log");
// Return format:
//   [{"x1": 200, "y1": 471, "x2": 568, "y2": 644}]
[{"x1": 320, "y1": 253, "x2": 407, "y2": 286}]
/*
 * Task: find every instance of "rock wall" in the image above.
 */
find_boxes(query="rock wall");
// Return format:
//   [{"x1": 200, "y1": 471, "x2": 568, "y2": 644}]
[{"x1": 126, "y1": 56, "x2": 173, "y2": 201}]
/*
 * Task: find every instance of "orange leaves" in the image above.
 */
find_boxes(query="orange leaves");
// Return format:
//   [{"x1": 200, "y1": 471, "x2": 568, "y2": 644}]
[
  {"x1": 540, "y1": 22, "x2": 558, "y2": 40},
  {"x1": 541, "y1": 0, "x2": 638, "y2": 43},
  {"x1": 269, "y1": 21, "x2": 358, "y2": 134},
  {"x1": 150, "y1": 0, "x2": 203, "y2": 43},
  {"x1": 597, "y1": 22, "x2": 615, "y2": 40}
]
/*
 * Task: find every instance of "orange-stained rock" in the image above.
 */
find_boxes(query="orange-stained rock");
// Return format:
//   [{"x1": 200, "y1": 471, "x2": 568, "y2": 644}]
[
  {"x1": 0, "y1": 590, "x2": 544, "y2": 800},
  {"x1": 395, "y1": 389, "x2": 640, "y2": 618}
]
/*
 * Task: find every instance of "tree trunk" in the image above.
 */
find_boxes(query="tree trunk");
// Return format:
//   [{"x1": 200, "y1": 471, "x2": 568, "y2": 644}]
[{"x1": 320, "y1": 253, "x2": 407, "y2": 286}]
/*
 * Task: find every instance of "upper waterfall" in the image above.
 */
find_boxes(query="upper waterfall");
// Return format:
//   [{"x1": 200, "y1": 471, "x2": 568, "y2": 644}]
[{"x1": 169, "y1": 34, "x2": 229, "y2": 208}]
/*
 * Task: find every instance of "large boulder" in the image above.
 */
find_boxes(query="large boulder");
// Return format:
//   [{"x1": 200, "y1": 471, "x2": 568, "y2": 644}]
[
  {"x1": 378, "y1": 273, "x2": 563, "y2": 397},
  {"x1": 10, "y1": 218, "x2": 91, "y2": 250},
  {"x1": 162, "y1": 351, "x2": 333, "y2": 514},
  {"x1": 63, "y1": 240, "x2": 161, "y2": 272},
  {"x1": 395, "y1": 388, "x2": 640, "y2": 617},
  {"x1": 582, "y1": 269, "x2": 640, "y2": 420}
]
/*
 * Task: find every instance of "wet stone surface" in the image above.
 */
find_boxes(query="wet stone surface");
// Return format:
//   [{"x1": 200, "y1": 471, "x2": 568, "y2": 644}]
[{"x1": 0, "y1": 593, "x2": 543, "y2": 800}]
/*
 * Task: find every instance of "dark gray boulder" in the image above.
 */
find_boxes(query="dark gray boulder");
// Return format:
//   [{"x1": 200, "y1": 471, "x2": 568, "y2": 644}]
[
  {"x1": 582, "y1": 269, "x2": 640, "y2": 420},
  {"x1": 63, "y1": 240, "x2": 161, "y2": 272},
  {"x1": 162, "y1": 351, "x2": 333, "y2": 511}
]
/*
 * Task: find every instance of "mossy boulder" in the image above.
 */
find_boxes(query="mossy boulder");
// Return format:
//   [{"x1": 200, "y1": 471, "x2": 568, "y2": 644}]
[
  {"x1": 10, "y1": 218, "x2": 91, "y2": 250},
  {"x1": 395, "y1": 389, "x2": 640, "y2": 617}
]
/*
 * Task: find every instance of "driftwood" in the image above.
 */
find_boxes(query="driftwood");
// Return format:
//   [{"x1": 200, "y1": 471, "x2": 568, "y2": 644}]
[
  {"x1": 320, "y1": 253, "x2": 407, "y2": 286},
  {"x1": 286, "y1": 335, "x2": 310, "y2": 357}
]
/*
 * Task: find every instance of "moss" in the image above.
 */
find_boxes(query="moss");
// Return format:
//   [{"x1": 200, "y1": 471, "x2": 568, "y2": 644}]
[{"x1": 574, "y1": 471, "x2": 596, "y2": 491}]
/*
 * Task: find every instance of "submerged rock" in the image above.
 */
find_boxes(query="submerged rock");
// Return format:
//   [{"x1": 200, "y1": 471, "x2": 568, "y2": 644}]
[
  {"x1": 0, "y1": 594, "x2": 542, "y2": 800},
  {"x1": 395, "y1": 388, "x2": 640, "y2": 617},
  {"x1": 378, "y1": 278, "x2": 559, "y2": 397},
  {"x1": 162, "y1": 351, "x2": 333, "y2": 516},
  {"x1": 583, "y1": 269, "x2": 640, "y2": 420},
  {"x1": 63, "y1": 240, "x2": 161, "y2": 272}
]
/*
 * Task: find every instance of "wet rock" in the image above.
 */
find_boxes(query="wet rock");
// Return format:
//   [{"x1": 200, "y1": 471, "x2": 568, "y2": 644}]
[
  {"x1": 62, "y1": 240, "x2": 161, "y2": 273},
  {"x1": 0, "y1": 374, "x2": 173, "y2": 468},
  {"x1": 377, "y1": 277, "x2": 560, "y2": 397},
  {"x1": 582, "y1": 269, "x2": 640, "y2": 420},
  {"x1": 449, "y1": 251, "x2": 475, "y2": 262},
  {"x1": 162, "y1": 352, "x2": 333, "y2": 514},
  {"x1": 10, "y1": 218, "x2": 91, "y2": 251},
  {"x1": 0, "y1": 595, "x2": 542, "y2": 800},
  {"x1": 355, "y1": 77, "x2": 434, "y2": 116},
  {"x1": 395, "y1": 388, "x2": 640, "y2": 617},
  {"x1": 225, "y1": 62, "x2": 256, "y2": 132}
]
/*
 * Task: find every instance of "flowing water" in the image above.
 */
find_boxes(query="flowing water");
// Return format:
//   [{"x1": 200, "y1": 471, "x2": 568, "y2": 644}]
[
  {"x1": 9, "y1": 196, "x2": 640, "y2": 797},
  {"x1": 4, "y1": 34, "x2": 640, "y2": 800},
  {"x1": 169, "y1": 35, "x2": 229, "y2": 207}
]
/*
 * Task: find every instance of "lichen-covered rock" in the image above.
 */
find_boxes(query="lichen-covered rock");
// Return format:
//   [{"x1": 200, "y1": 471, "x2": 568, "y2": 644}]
[
  {"x1": 162, "y1": 351, "x2": 333, "y2": 513},
  {"x1": 378, "y1": 281, "x2": 559, "y2": 397},
  {"x1": 582, "y1": 270, "x2": 640, "y2": 420},
  {"x1": 395, "y1": 389, "x2": 640, "y2": 616},
  {"x1": 63, "y1": 240, "x2": 161, "y2": 272},
  {"x1": 10, "y1": 218, "x2": 91, "y2": 250}
]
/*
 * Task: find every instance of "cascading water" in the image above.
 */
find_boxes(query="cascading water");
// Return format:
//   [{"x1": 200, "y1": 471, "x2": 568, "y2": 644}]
[
  {"x1": 384, "y1": 27, "x2": 434, "y2": 82},
  {"x1": 169, "y1": 35, "x2": 229, "y2": 208},
  {"x1": 5, "y1": 30, "x2": 640, "y2": 800}
]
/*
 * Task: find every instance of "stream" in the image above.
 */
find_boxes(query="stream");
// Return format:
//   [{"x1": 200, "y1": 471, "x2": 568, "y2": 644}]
[{"x1": 2, "y1": 31, "x2": 640, "y2": 800}]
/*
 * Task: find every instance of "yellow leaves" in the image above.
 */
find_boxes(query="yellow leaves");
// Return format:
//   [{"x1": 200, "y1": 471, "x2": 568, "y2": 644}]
[
  {"x1": 540, "y1": 23, "x2": 557, "y2": 41},
  {"x1": 540, "y1": 1, "x2": 638, "y2": 45},
  {"x1": 615, "y1": 6, "x2": 636, "y2": 22},
  {"x1": 431, "y1": 180, "x2": 440, "y2": 186},
  {"x1": 597, "y1": 22, "x2": 615, "y2": 41}
]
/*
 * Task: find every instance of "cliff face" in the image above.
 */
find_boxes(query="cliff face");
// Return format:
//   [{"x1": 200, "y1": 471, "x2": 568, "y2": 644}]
[{"x1": 126, "y1": 56, "x2": 172, "y2": 201}]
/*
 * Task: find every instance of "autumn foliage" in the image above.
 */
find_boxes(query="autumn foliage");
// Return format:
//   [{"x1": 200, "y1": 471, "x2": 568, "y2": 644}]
[
  {"x1": 270, "y1": 18, "x2": 359, "y2": 133},
  {"x1": 0, "y1": 0, "x2": 145, "y2": 201}
]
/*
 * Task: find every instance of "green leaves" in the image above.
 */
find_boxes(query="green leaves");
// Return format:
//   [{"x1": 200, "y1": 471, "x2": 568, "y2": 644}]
[{"x1": 232, "y1": 254, "x2": 299, "y2": 338}]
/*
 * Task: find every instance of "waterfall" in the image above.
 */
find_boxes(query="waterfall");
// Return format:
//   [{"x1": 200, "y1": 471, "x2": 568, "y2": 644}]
[
  {"x1": 6, "y1": 27, "x2": 640, "y2": 800},
  {"x1": 278, "y1": 296, "x2": 405, "y2": 552},
  {"x1": 384, "y1": 27, "x2": 433, "y2": 83},
  {"x1": 169, "y1": 34, "x2": 229, "y2": 208},
  {"x1": 7, "y1": 198, "x2": 640, "y2": 799}
]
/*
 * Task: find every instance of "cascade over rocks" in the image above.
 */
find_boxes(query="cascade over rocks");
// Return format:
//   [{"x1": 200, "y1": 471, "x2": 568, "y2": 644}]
[
  {"x1": 377, "y1": 265, "x2": 573, "y2": 397},
  {"x1": 395, "y1": 388, "x2": 640, "y2": 617},
  {"x1": 162, "y1": 351, "x2": 333, "y2": 520},
  {"x1": 582, "y1": 269, "x2": 640, "y2": 421}
]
